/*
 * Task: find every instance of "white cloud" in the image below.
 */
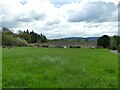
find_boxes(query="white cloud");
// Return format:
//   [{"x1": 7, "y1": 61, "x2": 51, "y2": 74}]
[
  {"x1": 42, "y1": 22, "x2": 118, "y2": 39},
  {"x1": 64, "y1": 2, "x2": 117, "y2": 22},
  {"x1": 0, "y1": 0, "x2": 118, "y2": 39}
]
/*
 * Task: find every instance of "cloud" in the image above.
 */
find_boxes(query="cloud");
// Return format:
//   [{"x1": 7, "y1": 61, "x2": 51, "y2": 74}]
[
  {"x1": 40, "y1": 22, "x2": 118, "y2": 39},
  {"x1": 2, "y1": 21, "x2": 20, "y2": 28},
  {"x1": 66, "y1": 2, "x2": 117, "y2": 22},
  {"x1": 16, "y1": 11, "x2": 46, "y2": 22},
  {"x1": 0, "y1": 0, "x2": 118, "y2": 39},
  {"x1": 46, "y1": 19, "x2": 60, "y2": 25}
]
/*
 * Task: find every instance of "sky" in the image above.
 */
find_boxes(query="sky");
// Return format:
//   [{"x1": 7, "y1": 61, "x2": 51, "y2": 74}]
[{"x1": 0, "y1": 0, "x2": 119, "y2": 39}]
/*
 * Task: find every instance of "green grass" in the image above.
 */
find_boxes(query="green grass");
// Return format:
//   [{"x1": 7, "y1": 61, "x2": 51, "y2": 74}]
[
  {"x1": 0, "y1": 48, "x2": 2, "y2": 89},
  {"x1": 2, "y1": 47, "x2": 118, "y2": 88}
]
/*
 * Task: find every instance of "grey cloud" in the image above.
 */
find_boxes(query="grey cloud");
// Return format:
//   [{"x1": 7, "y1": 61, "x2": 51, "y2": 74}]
[
  {"x1": 20, "y1": 1, "x2": 27, "y2": 5},
  {"x1": 118, "y1": 3, "x2": 120, "y2": 21},
  {"x1": 16, "y1": 11, "x2": 46, "y2": 23},
  {"x1": 43, "y1": 22, "x2": 118, "y2": 39},
  {"x1": 30, "y1": 10, "x2": 46, "y2": 21},
  {"x1": 68, "y1": 2, "x2": 117, "y2": 22},
  {"x1": 1, "y1": 1, "x2": 118, "y2": 39},
  {"x1": 16, "y1": 17, "x2": 32, "y2": 22},
  {"x1": 2, "y1": 21, "x2": 20, "y2": 28},
  {"x1": 46, "y1": 20, "x2": 60, "y2": 25}
]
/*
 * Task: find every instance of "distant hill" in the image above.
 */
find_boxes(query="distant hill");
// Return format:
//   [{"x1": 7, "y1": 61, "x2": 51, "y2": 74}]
[{"x1": 60, "y1": 37, "x2": 99, "y2": 41}]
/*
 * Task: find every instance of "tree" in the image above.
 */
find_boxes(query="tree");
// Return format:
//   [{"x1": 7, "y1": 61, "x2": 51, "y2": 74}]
[
  {"x1": 30, "y1": 31, "x2": 38, "y2": 43},
  {"x1": 2, "y1": 27, "x2": 28, "y2": 46},
  {"x1": 2, "y1": 34, "x2": 15, "y2": 46},
  {"x1": 26, "y1": 29, "x2": 29, "y2": 34},
  {"x1": 85, "y1": 38, "x2": 88, "y2": 42},
  {"x1": 41, "y1": 34, "x2": 47, "y2": 43},
  {"x1": 18, "y1": 31, "x2": 31, "y2": 43},
  {"x1": 29, "y1": 31, "x2": 47, "y2": 43},
  {"x1": 110, "y1": 36, "x2": 117, "y2": 50},
  {"x1": 118, "y1": 44, "x2": 120, "y2": 53},
  {"x1": 15, "y1": 37, "x2": 28, "y2": 46},
  {"x1": 97, "y1": 35, "x2": 110, "y2": 48},
  {"x1": 2, "y1": 27, "x2": 13, "y2": 35},
  {"x1": 2, "y1": 27, "x2": 48, "y2": 46},
  {"x1": 113, "y1": 35, "x2": 120, "y2": 46},
  {"x1": 110, "y1": 35, "x2": 120, "y2": 50}
]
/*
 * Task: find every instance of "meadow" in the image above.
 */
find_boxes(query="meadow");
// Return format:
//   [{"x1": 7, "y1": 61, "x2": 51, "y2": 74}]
[
  {"x1": 2, "y1": 47, "x2": 118, "y2": 88},
  {"x1": 0, "y1": 48, "x2": 2, "y2": 89}
]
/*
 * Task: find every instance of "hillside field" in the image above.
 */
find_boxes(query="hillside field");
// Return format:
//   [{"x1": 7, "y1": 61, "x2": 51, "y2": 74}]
[{"x1": 2, "y1": 47, "x2": 118, "y2": 88}]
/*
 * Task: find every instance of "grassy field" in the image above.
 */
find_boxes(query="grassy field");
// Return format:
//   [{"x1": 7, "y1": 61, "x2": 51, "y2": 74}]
[
  {"x1": 0, "y1": 48, "x2": 2, "y2": 89},
  {"x1": 2, "y1": 47, "x2": 118, "y2": 88}
]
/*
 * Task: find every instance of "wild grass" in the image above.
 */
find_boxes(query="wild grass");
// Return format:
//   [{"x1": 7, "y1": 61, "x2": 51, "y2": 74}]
[
  {"x1": 0, "y1": 47, "x2": 2, "y2": 89},
  {"x1": 2, "y1": 47, "x2": 118, "y2": 88}
]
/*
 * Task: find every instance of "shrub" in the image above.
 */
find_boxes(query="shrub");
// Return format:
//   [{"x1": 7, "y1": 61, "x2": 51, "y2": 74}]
[
  {"x1": 69, "y1": 46, "x2": 81, "y2": 48},
  {"x1": 42, "y1": 45, "x2": 49, "y2": 48},
  {"x1": 97, "y1": 35, "x2": 110, "y2": 48},
  {"x1": 21, "y1": 39, "x2": 28, "y2": 46},
  {"x1": 118, "y1": 44, "x2": 120, "y2": 53},
  {"x1": 2, "y1": 34, "x2": 15, "y2": 46},
  {"x1": 15, "y1": 37, "x2": 28, "y2": 46},
  {"x1": 109, "y1": 46, "x2": 117, "y2": 50},
  {"x1": 97, "y1": 46, "x2": 103, "y2": 49}
]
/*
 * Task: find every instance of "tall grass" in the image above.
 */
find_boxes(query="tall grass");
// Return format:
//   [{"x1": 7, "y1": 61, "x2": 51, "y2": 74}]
[
  {"x1": 2, "y1": 47, "x2": 118, "y2": 88},
  {"x1": 0, "y1": 48, "x2": 2, "y2": 89}
]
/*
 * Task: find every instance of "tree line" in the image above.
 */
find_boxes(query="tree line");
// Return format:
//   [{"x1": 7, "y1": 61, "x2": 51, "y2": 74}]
[
  {"x1": 97, "y1": 35, "x2": 120, "y2": 52},
  {"x1": 1, "y1": 27, "x2": 47, "y2": 46},
  {"x1": 1, "y1": 27, "x2": 120, "y2": 52}
]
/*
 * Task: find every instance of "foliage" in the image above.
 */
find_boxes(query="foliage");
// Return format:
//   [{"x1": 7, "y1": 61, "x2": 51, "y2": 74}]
[
  {"x1": 97, "y1": 35, "x2": 110, "y2": 48},
  {"x1": 109, "y1": 36, "x2": 120, "y2": 50},
  {"x1": 15, "y1": 37, "x2": 28, "y2": 46},
  {"x1": 40, "y1": 34, "x2": 47, "y2": 43},
  {"x1": 113, "y1": 36, "x2": 120, "y2": 46},
  {"x1": 18, "y1": 32, "x2": 31, "y2": 43},
  {"x1": 2, "y1": 27, "x2": 13, "y2": 35},
  {"x1": 118, "y1": 44, "x2": 120, "y2": 53},
  {"x1": 2, "y1": 27, "x2": 28, "y2": 46},
  {"x1": 110, "y1": 36, "x2": 120, "y2": 50},
  {"x1": 18, "y1": 30, "x2": 47, "y2": 43},
  {"x1": 2, "y1": 27, "x2": 47, "y2": 46},
  {"x1": 2, "y1": 34, "x2": 15, "y2": 46},
  {"x1": 110, "y1": 37, "x2": 117, "y2": 50}
]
